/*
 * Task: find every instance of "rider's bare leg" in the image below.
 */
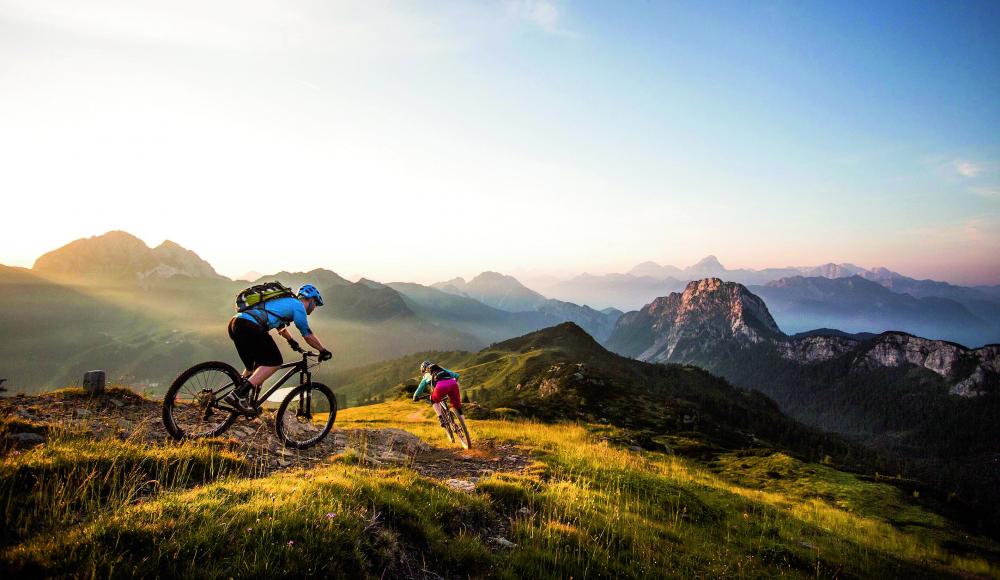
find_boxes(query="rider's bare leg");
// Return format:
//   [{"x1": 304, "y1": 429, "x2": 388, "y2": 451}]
[
  {"x1": 248, "y1": 365, "x2": 279, "y2": 387},
  {"x1": 431, "y1": 401, "x2": 445, "y2": 418}
]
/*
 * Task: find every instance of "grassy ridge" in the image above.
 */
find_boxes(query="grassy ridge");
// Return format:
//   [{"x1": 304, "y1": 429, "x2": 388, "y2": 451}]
[
  {"x1": 333, "y1": 325, "x2": 871, "y2": 474},
  {"x1": 2, "y1": 400, "x2": 997, "y2": 578},
  {"x1": 1, "y1": 426, "x2": 246, "y2": 550}
]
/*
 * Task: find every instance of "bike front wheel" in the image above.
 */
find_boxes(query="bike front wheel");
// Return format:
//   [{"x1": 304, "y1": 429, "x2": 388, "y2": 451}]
[
  {"x1": 275, "y1": 382, "x2": 337, "y2": 449},
  {"x1": 449, "y1": 410, "x2": 472, "y2": 450},
  {"x1": 162, "y1": 361, "x2": 241, "y2": 440}
]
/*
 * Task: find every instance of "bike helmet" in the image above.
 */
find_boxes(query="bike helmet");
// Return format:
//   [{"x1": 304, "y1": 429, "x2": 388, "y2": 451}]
[
  {"x1": 419, "y1": 360, "x2": 432, "y2": 374},
  {"x1": 297, "y1": 284, "x2": 324, "y2": 306}
]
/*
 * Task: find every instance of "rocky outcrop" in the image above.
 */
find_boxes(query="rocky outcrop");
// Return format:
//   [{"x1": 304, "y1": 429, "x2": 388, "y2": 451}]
[
  {"x1": 853, "y1": 333, "x2": 968, "y2": 376},
  {"x1": 776, "y1": 332, "x2": 997, "y2": 397},
  {"x1": 607, "y1": 278, "x2": 782, "y2": 363},
  {"x1": 774, "y1": 334, "x2": 857, "y2": 362},
  {"x1": 607, "y1": 278, "x2": 999, "y2": 398}
]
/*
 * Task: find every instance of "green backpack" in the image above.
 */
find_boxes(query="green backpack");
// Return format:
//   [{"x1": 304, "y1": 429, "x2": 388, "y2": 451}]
[{"x1": 236, "y1": 281, "x2": 295, "y2": 313}]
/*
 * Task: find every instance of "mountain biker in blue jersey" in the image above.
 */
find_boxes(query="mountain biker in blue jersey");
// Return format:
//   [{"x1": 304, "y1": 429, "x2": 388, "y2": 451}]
[
  {"x1": 225, "y1": 284, "x2": 332, "y2": 410},
  {"x1": 413, "y1": 361, "x2": 462, "y2": 427}
]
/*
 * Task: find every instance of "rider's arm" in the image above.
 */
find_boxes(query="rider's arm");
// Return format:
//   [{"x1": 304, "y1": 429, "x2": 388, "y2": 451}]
[
  {"x1": 444, "y1": 368, "x2": 460, "y2": 380},
  {"x1": 291, "y1": 301, "x2": 313, "y2": 339},
  {"x1": 277, "y1": 327, "x2": 293, "y2": 340},
  {"x1": 303, "y1": 333, "x2": 327, "y2": 352},
  {"x1": 413, "y1": 375, "x2": 430, "y2": 401}
]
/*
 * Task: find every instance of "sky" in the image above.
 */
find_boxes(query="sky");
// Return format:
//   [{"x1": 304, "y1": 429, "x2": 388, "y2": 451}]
[{"x1": 1, "y1": 0, "x2": 998, "y2": 285}]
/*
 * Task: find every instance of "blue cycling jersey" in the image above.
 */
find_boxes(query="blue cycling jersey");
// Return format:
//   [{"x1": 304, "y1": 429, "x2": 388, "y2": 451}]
[{"x1": 236, "y1": 296, "x2": 312, "y2": 337}]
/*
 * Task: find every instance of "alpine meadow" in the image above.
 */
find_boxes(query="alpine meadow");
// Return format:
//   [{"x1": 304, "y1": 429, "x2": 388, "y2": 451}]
[{"x1": 2, "y1": 2, "x2": 999, "y2": 579}]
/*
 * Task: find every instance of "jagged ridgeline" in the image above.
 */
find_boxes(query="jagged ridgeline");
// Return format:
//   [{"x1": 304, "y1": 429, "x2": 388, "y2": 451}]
[{"x1": 333, "y1": 322, "x2": 867, "y2": 464}]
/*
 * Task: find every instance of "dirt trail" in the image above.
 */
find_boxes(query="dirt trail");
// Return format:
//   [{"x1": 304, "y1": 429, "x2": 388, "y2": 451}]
[{"x1": 0, "y1": 390, "x2": 531, "y2": 488}]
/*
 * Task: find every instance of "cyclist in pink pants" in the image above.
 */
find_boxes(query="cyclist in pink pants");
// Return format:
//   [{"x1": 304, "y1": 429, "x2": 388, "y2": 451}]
[{"x1": 412, "y1": 361, "x2": 462, "y2": 426}]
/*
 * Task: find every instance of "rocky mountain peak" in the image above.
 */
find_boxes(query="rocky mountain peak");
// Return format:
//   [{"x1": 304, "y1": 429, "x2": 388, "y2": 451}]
[
  {"x1": 607, "y1": 278, "x2": 783, "y2": 363},
  {"x1": 675, "y1": 278, "x2": 783, "y2": 337},
  {"x1": 690, "y1": 255, "x2": 724, "y2": 270},
  {"x1": 149, "y1": 240, "x2": 221, "y2": 279},
  {"x1": 32, "y1": 230, "x2": 222, "y2": 284}
]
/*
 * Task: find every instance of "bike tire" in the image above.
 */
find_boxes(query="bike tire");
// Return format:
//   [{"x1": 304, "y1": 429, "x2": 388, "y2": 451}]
[
  {"x1": 162, "y1": 361, "x2": 241, "y2": 440},
  {"x1": 450, "y1": 410, "x2": 472, "y2": 449},
  {"x1": 275, "y1": 382, "x2": 337, "y2": 449}
]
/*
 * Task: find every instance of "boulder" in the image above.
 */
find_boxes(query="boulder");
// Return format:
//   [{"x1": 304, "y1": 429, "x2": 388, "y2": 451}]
[
  {"x1": 83, "y1": 370, "x2": 106, "y2": 394},
  {"x1": 11, "y1": 432, "x2": 45, "y2": 445}
]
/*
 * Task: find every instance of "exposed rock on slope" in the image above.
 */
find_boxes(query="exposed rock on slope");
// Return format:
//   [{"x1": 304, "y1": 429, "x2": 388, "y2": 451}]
[
  {"x1": 607, "y1": 278, "x2": 999, "y2": 398},
  {"x1": 609, "y1": 278, "x2": 782, "y2": 363}
]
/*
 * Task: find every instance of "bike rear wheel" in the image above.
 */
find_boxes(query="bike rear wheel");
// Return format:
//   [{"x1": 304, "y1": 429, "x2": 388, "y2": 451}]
[
  {"x1": 275, "y1": 382, "x2": 337, "y2": 449},
  {"x1": 162, "y1": 361, "x2": 241, "y2": 440},
  {"x1": 449, "y1": 409, "x2": 472, "y2": 449}
]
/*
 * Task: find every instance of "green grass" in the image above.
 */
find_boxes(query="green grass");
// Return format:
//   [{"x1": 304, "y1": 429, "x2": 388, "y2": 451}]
[
  {"x1": 0, "y1": 420, "x2": 246, "y2": 549},
  {"x1": 1, "y1": 400, "x2": 997, "y2": 578}
]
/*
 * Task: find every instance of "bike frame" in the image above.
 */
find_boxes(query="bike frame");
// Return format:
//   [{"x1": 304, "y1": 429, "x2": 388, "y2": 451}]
[
  {"x1": 213, "y1": 354, "x2": 317, "y2": 413},
  {"x1": 249, "y1": 356, "x2": 314, "y2": 406}
]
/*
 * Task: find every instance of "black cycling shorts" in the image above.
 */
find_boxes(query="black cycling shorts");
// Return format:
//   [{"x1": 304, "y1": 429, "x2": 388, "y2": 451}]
[{"x1": 228, "y1": 316, "x2": 282, "y2": 371}]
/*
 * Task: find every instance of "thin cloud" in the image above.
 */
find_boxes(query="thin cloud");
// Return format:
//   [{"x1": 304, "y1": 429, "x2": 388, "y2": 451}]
[
  {"x1": 506, "y1": 0, "x2": 577, "y2": 37},
  {"x1": 955, "y1": 160, "x2": 983, "y2": 177}
]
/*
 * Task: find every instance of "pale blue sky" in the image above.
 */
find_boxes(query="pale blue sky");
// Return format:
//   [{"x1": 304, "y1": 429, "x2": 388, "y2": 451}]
[{"x1": 1, "y1": 1, "x2": 998, "y2": 284}]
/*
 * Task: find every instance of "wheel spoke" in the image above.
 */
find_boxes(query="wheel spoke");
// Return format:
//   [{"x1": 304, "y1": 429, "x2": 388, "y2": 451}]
[
  {"x1": 277, "y1": 385, "x2": 336, "y2": 448},
  {"x1": 166, "y1": 367, "x2": 237, "y2": 438}
]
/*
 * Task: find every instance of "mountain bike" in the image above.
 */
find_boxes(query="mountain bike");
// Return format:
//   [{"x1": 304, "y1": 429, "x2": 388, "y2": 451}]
[
  {"x1": 162, "y1": 351, "x2": 337, "y2": 449},
  {"x1": 417, "y1": 392, "x2": 472, "y2": 449}
]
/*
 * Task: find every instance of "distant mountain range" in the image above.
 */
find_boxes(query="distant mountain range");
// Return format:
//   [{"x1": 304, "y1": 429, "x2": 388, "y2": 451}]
[
  {"x1": 751, "y1": 275, "x2": 997, "y2": 347},
  {"x1": 627, "y1": 254, "x2": 871, "y2": 285},
  {"x1": 4, "y1": 230, "x2": 998, "y2": 387},
  {"x1": 432, "y1": 271, "x2": 549, "y2": 312},
  {"x1": 543, "y1": 255, "x2": 1000, "y2": 347},
  {"x1": 424, "y1": 272, "x2": 621, "y2": 341},
  {"x1": 605, "y1": 278, "x2": 1000, "y2": 518},
  {"x1": 1, "y1": 231, "x2": 619, "y2": 391}
]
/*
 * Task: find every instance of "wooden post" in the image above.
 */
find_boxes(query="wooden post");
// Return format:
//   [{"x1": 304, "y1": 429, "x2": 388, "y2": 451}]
[{"x1": 83, "y1": 370, "x2": 106, "y2": 394}]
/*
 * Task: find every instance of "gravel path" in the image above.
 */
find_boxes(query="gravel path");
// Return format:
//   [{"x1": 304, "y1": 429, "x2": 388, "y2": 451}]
[{"x1": 0, "y1": 390, "x2": 531, "y2": 488}]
